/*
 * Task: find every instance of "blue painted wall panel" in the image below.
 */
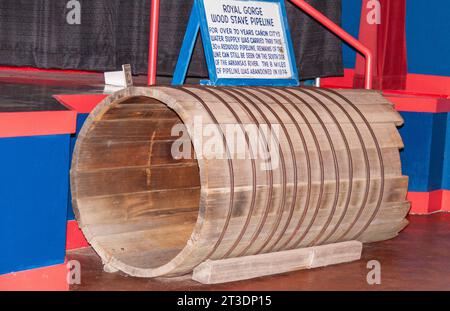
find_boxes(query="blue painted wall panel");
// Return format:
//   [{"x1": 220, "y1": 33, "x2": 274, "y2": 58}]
[
  {"x1": 428, "y1": 113, "x2": 447, "y2": 190},
  {"x1": 399, "y1": 112, "x2": 448, "y2": 192},
  {"x1": 406, "y1": 0, "x2": 450, "y2": 76},
  {"x1": 341, "y1": 0, "x2": 361, "y2": 69},
  {"x1": 399, "y1": 112, "x2": 433, "y2": 191},
  {"x1": 0, "y1": 135, "x2": 70, "y2": 275},
  {"x1": 442, "y1": 113, "x2": 450, "y2": 190}
]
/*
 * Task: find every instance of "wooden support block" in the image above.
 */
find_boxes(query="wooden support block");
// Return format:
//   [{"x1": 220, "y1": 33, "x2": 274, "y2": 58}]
[
  {"x1": 192, "y1": 241, "x2": 362, "y2": 284},
  {"x1": 309, "y1": 241, "x2": 363, "y2": 268}
]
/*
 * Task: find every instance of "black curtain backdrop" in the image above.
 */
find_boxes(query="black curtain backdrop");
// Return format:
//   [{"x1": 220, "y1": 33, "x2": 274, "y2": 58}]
[{"x1": 0, "y1": 0, "x2": 343, "y2": 80}]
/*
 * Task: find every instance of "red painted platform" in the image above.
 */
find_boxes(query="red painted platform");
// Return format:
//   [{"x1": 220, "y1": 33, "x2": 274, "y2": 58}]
[
  {"x1": 66, "y1": 220, "x2": 90, "y2": 250},
  {"x1": 322, "y1": 69, "x2": 450, "y2": 99},
  {"x1": 408, "y1": 190, "x2": 450, "y2": 215},
  {"x1": 0, "y1": 111, "x2": 76, "y2": 138},
  {"x1": 387, "y1": 95, "x2": 450, "y2": 113},
  {"x1": 54, "y1": 94, "x2": 108, "y2": 114},
  {"x1": 0, "y1": 262, "x2": 69, "y2": 291}
]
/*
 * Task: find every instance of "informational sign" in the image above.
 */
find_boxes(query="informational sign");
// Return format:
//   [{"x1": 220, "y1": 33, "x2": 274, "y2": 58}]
[{"x1": 172, "y1": 0, "x2": 299, "y2": 86}]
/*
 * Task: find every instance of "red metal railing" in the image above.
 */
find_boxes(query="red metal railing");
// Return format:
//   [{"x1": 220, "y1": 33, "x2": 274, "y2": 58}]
[
  {"x1": 147, "y1": 0, "x2": 160, "y2": 86},
  {"x1": 147, "y1": 0, "x2": 373, "y2": 89},
  {"x1": 290, "y1": 0, "x2": 373, "y2": 89}
]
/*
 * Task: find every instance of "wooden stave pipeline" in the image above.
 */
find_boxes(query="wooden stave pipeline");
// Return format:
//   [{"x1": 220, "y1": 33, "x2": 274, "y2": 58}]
[{"x1": 70, "y1": 86, "x2": 409, "y2": 277}]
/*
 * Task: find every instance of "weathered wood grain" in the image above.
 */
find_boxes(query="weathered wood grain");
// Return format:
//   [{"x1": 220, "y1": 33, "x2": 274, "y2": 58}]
[
  {"x1": 192, "y1": 241, "x2": 362, "y2": 284},
  {"x1": 70, "y1": 86, "x2": 408, "y2": 279}
]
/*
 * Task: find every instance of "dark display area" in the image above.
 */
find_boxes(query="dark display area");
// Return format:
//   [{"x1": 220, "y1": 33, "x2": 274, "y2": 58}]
[{"x1": 0, "y1": 0, "x2": 343, "y2": 79}]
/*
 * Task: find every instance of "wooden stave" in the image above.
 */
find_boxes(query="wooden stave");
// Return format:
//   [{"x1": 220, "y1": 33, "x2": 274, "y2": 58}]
[{"x1": 70, "y1": 86, "x2": 409, "y2": 277}]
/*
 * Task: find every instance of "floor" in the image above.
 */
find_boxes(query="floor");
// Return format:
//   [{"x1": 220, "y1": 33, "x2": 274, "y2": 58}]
[{"x1": 68, "y1": 213, "x2": 450, "y2": 291}]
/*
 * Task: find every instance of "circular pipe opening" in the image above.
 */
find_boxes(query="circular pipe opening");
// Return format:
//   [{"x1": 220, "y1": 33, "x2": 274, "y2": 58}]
[{"x1": 72, "y1": 95, "x2": 201, "y2": 273}]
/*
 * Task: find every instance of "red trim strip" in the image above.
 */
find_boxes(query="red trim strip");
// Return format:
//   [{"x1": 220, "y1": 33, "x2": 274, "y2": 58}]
[
  {"x1": 0, "y1": 111, "x2": 76, "y2": 138},
  {"x1": 66, "y1": 220, "x2": 89, "y2": 250},
  {"x1": 408, "y1": 190, "x2": 450, "y2": 215},
  {"x1": 442, "y1": 191, "x2": 450, "y2": 213},
  {"x1": 0, "y1": 66, "x2": 98, "y2": 75},
  {"x1": 406, "y1": 73, "x2": 450, "y2": 97},
  {"x1": 321, "y1": 69, "x2": 355, "y2": 88},
  {"x1": 0, "y1": 76, "x2": 101, "y2": 88},
  {"x1": 386, "y1": 95, "x2": 450, "y2": 113},
  {"x1": 0, "y1": 262, "x2": 69, "y2": 291},
  {"x1": 322, "y1": 69, "x2": 450, "y2": 98},
  {"x1": 383, "y1": 89, "x2": 449, "y2": 99},
  {"x1": 54, "y1": 94, "x2": 108, "y2": 114}
]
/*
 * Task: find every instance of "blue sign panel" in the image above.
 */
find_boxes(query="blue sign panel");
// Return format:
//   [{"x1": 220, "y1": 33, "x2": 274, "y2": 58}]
[{"x1": 173, "y1": 0, "x2": 299, "y2": 86}]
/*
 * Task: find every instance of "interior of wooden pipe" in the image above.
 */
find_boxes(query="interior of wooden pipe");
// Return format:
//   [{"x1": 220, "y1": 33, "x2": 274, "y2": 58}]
[{"x1": 75, "y1": 96, "x2": 201, "y2": 269}]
